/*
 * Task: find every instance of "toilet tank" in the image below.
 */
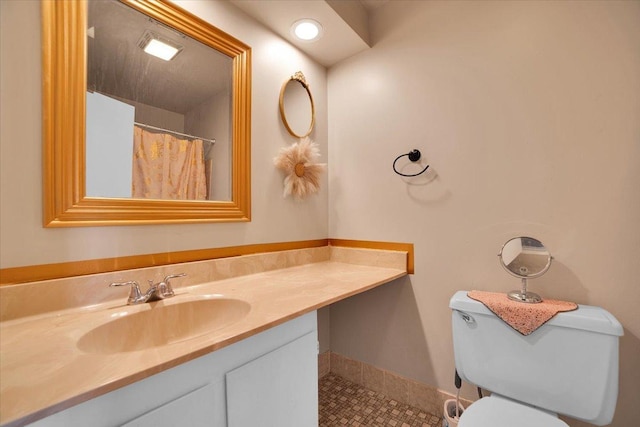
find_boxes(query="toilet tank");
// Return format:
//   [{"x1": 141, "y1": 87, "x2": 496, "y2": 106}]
[{"x1": 450, "y1": 291, "x2": 623, "y2": 426}]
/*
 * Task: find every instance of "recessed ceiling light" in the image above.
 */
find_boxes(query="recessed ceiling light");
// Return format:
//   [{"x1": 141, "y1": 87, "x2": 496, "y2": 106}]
[
  {"x1": 138, "y1": 30, "x2": 183, "y2": 61},
  {"x1": 291, "y1": 19, "x2": 323, "y2": 42}
]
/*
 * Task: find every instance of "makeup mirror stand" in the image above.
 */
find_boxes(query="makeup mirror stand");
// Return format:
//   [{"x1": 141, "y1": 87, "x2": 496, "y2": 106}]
[
  {"x1": 508, "y1": 277, "x2": 542, "y2": 304},
  {"x1": 498, "y1": 236, "x2": 552, "y2": 304}
]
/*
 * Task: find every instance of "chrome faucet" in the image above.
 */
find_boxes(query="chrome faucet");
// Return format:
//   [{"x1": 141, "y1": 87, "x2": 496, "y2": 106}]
[{"x1": 110, "y1": 273, "x2": 186, "y2": 305}]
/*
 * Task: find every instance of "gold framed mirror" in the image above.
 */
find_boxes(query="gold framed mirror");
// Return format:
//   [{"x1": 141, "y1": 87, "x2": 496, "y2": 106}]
[
  {"x1": 279, "y1": 71, "x2": 315, "y2": 138},
  {"x1": 42, "y1": 0, "x2": 251, "y2": 227}
]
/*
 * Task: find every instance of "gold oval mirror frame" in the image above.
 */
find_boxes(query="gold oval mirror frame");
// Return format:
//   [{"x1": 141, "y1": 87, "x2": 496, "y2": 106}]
[
  {"x1": 42, "y1": 0, "x2": 251, "y2": 227},
  {"x1": 279, "y1": 71, "x2": 315, "y2": 138}
]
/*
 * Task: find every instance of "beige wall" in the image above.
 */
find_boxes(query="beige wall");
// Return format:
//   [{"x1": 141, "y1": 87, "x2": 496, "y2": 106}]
[
  {"x1": 2, "y1": 0, "x2": 639, "y2": 424},
  {"x1": 0, "y1": 0, "x2": 328, "y2": 269},
  {"x1": 328, "y1": 1, "x2": 640, "y2": 426}
]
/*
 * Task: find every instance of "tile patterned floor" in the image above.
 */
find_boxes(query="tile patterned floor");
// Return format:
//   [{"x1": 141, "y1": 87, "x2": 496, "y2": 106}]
[{"x1": 319, "y1": 374, "x2": 441, "y2": 427}]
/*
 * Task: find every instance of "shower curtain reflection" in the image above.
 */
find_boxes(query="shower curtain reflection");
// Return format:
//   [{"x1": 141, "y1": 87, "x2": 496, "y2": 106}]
[{"x1": 132, "y1": 126, "x2": 208, "y2": 200}]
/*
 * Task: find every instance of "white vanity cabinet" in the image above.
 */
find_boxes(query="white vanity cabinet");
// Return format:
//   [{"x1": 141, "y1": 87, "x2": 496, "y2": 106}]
[{"x1": 28, "y1": 312, "x2": 318, "y2": 427}]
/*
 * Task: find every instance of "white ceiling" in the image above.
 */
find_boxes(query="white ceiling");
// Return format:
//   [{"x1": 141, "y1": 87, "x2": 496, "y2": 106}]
[
  {"x1": 359, "y1": 0, "x2": 390, "y2": 12},
  {"x1": 87, "y1": 0, "x2": 390, "y2": 113},
  {"x1": 228, "y1": 0, "x2": 389, "y2": 67}
]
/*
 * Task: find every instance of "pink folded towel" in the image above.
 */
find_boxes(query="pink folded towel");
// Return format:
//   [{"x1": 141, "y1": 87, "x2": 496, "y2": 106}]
[{"x1": 467, "y1": 290, "x2": 578, "y2": 336}]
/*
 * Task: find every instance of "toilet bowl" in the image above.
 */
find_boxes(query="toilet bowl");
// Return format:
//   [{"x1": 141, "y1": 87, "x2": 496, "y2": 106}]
[
  {"x1": 458, "y1": 395, "x2": 567, "y2": 427},
  {"x1": 449, "y1": 291, "x2": 623, "y2": 426}
]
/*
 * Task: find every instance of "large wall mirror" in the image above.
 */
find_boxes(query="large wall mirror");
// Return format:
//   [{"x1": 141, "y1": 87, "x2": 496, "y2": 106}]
[{"x1": 42, "y1": 0, "x2": 251, "y2": 226}]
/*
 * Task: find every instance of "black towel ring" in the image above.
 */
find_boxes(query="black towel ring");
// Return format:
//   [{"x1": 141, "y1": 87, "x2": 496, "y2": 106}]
[{"x1": 392, "y1": 149, "x2": 430, "y2": 177}]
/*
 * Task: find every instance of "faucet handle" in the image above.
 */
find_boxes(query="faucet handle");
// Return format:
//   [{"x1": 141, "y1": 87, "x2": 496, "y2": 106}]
[
  {"x1": 159, "y1": 273, "x2": 186, "y2": 297},
  {"x1": 164, "y1": 273, "x2": 187, "y2": 282},
  {"x1": 109, "y1": 281, "x2": 143, "y2": 304}
]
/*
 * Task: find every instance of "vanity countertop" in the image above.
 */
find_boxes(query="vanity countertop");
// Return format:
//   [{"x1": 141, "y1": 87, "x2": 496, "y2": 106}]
[{"x1": 0, "y1": 248, "x2": 407, "y2": 426}]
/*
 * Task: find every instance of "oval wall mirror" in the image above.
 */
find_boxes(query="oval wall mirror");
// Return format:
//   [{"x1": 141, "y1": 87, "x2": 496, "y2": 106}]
[
  {"x1": 498, "y1": 236, "x2": 552, "y2": 303},
  {"x1": 279, "y1": 71, "x2": 315, "y2": 138},
  {"x1": 42, "y1": 0, "x2": 251, "y2": 226}
]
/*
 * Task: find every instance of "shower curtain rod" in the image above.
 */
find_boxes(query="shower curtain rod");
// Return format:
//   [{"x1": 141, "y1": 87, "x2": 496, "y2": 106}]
[{"x1": 134, "y1": 122, "x2": 216, "y2": 145}]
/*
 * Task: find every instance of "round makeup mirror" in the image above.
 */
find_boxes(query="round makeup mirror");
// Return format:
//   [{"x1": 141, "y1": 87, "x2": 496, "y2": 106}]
[
  {"x1": 279, "y1": 71, "x2": 315, "y2": 138},
  {"x1": 498, "y1": 236, "x2": 552, "y2": 303}
]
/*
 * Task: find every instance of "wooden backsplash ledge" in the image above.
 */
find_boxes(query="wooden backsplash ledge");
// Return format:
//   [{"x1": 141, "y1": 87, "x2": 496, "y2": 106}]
[{"x1": 0, "y1": 239, "x2": 414, "y2": 285}]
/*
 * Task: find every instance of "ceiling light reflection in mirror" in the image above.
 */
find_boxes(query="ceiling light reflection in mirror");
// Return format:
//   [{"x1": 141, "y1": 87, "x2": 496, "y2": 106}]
[{"x1": 139, "y1": 31, "x2": 182, "y2": 61}]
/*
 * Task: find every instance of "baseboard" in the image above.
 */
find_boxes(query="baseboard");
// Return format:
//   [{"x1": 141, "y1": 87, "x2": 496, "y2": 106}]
[
  {"x1": 321, "y1": 351, "x2": 474, "y2": 418},
  {"x1": 319, "y1": 351, "x2": 331, "y2": 378}
]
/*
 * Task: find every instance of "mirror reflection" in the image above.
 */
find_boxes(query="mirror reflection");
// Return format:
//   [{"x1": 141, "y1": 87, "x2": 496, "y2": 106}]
[
  {"x1": 86, "y1": 0, "x2": 232, "y2": 201},
  {"x1": 279, "y1": 71, "x2": 315, "y2": 138},
  {"x1": 498, "y1": 237, "x2": 552, "y2": 303},
  {"x1": 499, "y1": 237, "x2": 552, "y2": 278}
]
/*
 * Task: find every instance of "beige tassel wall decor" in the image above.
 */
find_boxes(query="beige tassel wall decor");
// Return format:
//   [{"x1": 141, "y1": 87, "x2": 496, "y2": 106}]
[{"x1": 274, "y1": 137, "x2": 326, "y2": 199}]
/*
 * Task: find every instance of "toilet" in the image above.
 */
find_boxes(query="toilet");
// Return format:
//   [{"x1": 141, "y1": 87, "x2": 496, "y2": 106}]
[{"x1": 449, "y1": 291, "x2": 623, "y2": 427}]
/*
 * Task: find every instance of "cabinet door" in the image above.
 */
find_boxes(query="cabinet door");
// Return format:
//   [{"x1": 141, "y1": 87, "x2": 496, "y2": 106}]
[
  {"x1": 226, "y1": 332, "x2": 318, "y2": 427},
  {"x1": 122, "y1": 381, "x2": 222, "y2": 427}
]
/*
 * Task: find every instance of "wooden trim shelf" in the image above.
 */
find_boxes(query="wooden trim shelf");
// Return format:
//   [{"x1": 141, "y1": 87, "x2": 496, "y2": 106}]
[
  {"x1": 0, "y1": 239, "x2": 414, "y2": 285},
  {"x1": 328, "y1": 239, "x2": 414, "y2": 274}
]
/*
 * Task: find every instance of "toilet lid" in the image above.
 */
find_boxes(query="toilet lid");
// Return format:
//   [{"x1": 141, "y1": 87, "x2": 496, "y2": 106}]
[{"x1": 458, "y1": 396, "x2": 569, "y2": 427}]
